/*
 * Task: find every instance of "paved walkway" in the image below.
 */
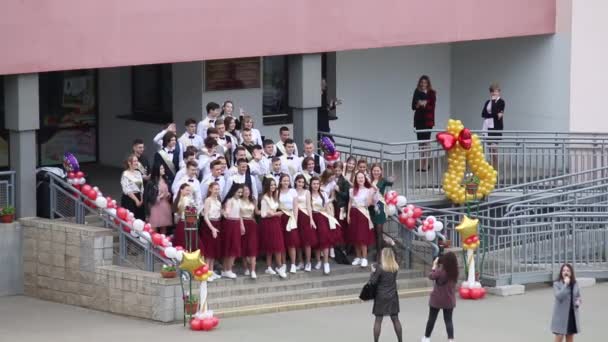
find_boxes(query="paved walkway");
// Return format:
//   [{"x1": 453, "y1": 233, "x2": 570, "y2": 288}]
[{"x1": 1, "y1": 283, "x2": 605, "y2": 342}]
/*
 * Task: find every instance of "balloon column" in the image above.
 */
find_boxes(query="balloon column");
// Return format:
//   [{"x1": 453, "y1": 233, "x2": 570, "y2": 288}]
[
  {"x1": 384, "y1": 191, "x2": 446, "y2": 257},
  {"x1": 456, "y1": 215, "x2": 486, "y2": 300},
  {"x1": 320, "y1": 137, "x2": 341, "y2": 164},
  {"x1": 179, "y1": 250, "x2": 220, "y2": 331},
  {"x1": 437, "y1": 119, "x2": 497, "y2": 204}
]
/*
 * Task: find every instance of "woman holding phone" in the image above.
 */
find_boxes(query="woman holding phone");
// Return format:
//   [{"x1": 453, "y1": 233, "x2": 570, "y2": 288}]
[
  {"x1": 411, "y1": 75, "x2": 436, "y2": 172},
  {"x1": 551, "y1": 263, "x2": 582, "y2": 342}
]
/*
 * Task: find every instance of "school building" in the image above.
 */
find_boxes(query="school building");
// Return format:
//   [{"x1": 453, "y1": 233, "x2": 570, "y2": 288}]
[{"x1": 1, "y1": 0, "x2": 607, "y2": 218}]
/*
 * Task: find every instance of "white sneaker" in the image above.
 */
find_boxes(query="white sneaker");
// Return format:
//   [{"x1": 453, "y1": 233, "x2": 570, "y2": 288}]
[
  {"x1": 330, "y1": 248, "x2": 335, "y2": 258},
  {"x1": 323, "y1": 263, "x2": 331, "y2": 275},
  {"x1": 304, "y1": 263, "x2": 312, "y2": 272},
  {"x1": 244, "y1": 269, "x2": 250, "y2": 276},
  {"x1": 222, "y1": 271, "x2": 237, "y2": 279},
  {"x1": 208, "y1": 272, "x2": 220, "y2": 282},
  {"x1": 251, "y1": 271, "x2": 257, "y2": 279},
  {"x1": 290, "y1": 264, "x2": 297, "y2": 274},
  {"x1": 278, "y1": 269, "x2": 287, "y2": 279},
  {"x1": 297, "y1": 262, "x2": 305, "y2": 270},
  {"x1": 265, "y1": 267, "x2": 277, "y2": 275},
  {"x1": 314, "y1": 261, "x2": 322, "y2": 270},
  {"x1": 421, "y1": 337, "x2": 430, "y2": 342},
  {"x1": 361, "y1": 258, "x2": 368, "y2": 268},
  {"x1": 352, "y1": 258, "x2": 362, "y2": 266}
]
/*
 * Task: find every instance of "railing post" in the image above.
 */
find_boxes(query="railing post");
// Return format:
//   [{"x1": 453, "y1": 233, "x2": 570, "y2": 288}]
[
  {"x1": 522, "y1": 143, "x2": 528, "y2": 194},
  {"x1": 510, "y1": 220, "x2": 515, "y2": 285},
  {"x1": 571, "y1": 216, "x2": 576, "y2": 267},
  {"x1": 49, "y1": 176, "x2": 56, "y2": 219},
  {"x1": 551, "y1": 220, "x2": 556, "y2": 279},
  {"x1": 10, "y1": 172, "x2": 15, "y2": 208}
]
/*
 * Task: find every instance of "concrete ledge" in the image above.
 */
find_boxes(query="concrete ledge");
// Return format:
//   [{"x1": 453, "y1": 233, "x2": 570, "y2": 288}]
[
  {"x1": 0, "y1": 222, "x2": 23, "y2": 296},
  {"x1": 577, "y1": 278, "x2": 596, "y2": 288},
  {"x1": 487, "y1": 284, "x2": 525, "y2": 297}
]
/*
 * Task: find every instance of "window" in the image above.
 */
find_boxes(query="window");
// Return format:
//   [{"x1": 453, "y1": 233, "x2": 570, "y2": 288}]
[
  {"x1": 262, "y1": 56, "x2": 291, "y2": 125},
  {"x1": 0, "y1": 76, "x2": 8, "y2": 168},
  {"x1": 131, "y1": 64, "x2": 173, "y2": 123}
]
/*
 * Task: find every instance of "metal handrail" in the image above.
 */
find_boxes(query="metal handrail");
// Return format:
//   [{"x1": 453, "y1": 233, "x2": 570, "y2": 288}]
[
  {"x1": 0, "y1": 170, "x2": 16, "y2": 209},
  {"x1": 47, "y1": 173, "x2": 174, "y2": 271}
]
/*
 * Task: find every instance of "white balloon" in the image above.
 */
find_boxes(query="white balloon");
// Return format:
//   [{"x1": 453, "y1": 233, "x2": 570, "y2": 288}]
[
  {"x1": 127, "y1": 212, "x2": 135, "y2": 220},
  {"x1": 132, "y1": 219, "x2": 145, "y2": 232},
  {"x1": 425, "y1": 230, "x2": 436, "y2": 242},
  {"x1": 130, "y1": 230, "x2": 139, "y2": 238},
  {"x1": 111, "y1": 200, "x2": 117, "y2": 206},
  {"x1": 139, "y1": 236, "x2": 149, "y2": 245},
  {"x1": 141, "y1": 231, "x2": 151, "y2": 240},
  {"x1": 461, "y1": 281, "x2": 470, "y2": 289},
  {"x1": 94, "y1": 197, "x2": 108, "y2": 209},
  {"x1": 426, "y1": 216, "x2": 437, "y2": 224},
  {"x1": 396, "y1": 195, "x2": 407, "y2": 208},
  {"x1": 78, "y1": 178, "x2": 86, "y2": 185},
  {"x1": 385, "y1": 205, "x2": 397, "y2": 217},
  {"x1": 106, "y1": 208, "x2": 116, "y2": 217},
  {"x1": 472, "y1": 282, "x2": 482, "y2": 289},
  {"x1": 92, "y1": 186, "x2": 99, "y2": 192},
  {"x1": 164, "y1": 247, "x2": 177, "y2": 259},
  {"x1": 433, "y1": 221, "x2": 444, "y2": 232},
  {"x1": 175, "y1": 250, "x2": 184, "y2": 262},
  {"x1": 97, "y1": 192, "x2": 103, "y2": 197}
]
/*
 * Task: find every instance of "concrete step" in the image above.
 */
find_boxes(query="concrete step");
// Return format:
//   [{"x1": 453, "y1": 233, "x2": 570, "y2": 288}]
[
  {"x1": 206, "y1": 269, "x2": 424, "y2": 297},
  {"x1": 214, "y1": 286, "x2": 433, "y2": 318},
  {"x1": 207, "y1": 277, "x2": 431, "y2": 310}
]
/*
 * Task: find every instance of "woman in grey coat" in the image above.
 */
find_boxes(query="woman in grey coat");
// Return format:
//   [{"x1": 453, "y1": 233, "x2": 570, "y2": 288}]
[
  {"x1": 551, "y1": 263, "x2": 581, "y2": 342},
  {"x1": 369, "y1": 248, "x2": 403, "y2": 342}
]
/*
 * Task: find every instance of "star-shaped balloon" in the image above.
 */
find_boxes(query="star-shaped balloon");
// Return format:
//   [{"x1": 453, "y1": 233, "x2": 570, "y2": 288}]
[
  {"x1": 456, "y1": 215, "x2": 480, "y2": 250},
  {"x1": 179, "y1": 249, "x2": 205, "y2": 274}
]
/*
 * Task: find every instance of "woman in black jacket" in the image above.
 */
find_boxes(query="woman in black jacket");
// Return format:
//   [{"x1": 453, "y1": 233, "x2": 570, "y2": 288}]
[
  {"x1": 144, "y1": 164, "x2": 173, "y2": 234},
  {"x1": 481, "y1": 83, "x2": 505, "y2": 167},
  {"x1": 369, "y1": 247, "x2": 403, "y2": 342}
]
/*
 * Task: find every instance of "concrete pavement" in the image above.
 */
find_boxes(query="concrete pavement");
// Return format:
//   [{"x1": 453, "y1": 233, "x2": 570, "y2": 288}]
[{"x1": 1, "y1": 283, "x2": 605, "y2": 342}]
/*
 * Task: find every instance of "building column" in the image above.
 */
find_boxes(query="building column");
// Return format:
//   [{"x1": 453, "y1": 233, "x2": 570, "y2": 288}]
[
  {"x1": 289, "y1": 54, "x2": 322, "y2": 149},
  {"x1": 172, "y1": 62, "x2": 203, "y2": 127},
  {"x1": 4, "y1": 74, "x2": 39, "y2": 218}
]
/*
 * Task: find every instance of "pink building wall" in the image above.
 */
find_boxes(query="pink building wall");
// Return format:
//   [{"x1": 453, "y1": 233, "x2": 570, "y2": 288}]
[{"x1": 0, "y1": 0, "x2": 556, "y2": 75}]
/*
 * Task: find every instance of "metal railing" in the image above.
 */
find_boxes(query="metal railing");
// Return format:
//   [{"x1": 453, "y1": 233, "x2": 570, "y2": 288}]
[
  {"x1": 47, "y1": 173, "x2": 173, "y2": 271},
  {"x1": 0, "y1": 171, "x2": 16, "y2": 209},
  {"x1": 322, "y1": 131, "x2": 608, "y2": 202}
]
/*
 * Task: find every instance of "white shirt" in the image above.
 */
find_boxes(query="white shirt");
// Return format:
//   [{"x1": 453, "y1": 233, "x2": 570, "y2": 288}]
[
  {"x1": 224, "y1": 172, "x2": 258, "y2": 199},
  {"x1": 178, "y1": 132, "x2": 204, "y2": 151},
  {"x1": 197, "y1": 116, "x2": 216, "y2": 140},
  {"x1": 275, "y1": 140, "x2": 299, "y2": 157},
  {"x1": 121, "y1": 171, "x2": 143, "y2": 195},
  {"x1": 322, "y1": 180, "x2": 337, "y2": 199},
  {"x1": 200, "y1": 175, "x2": 226, "y2": 201},
  {"x1": 172, "y1": 176, "x2": 202, "y2": 208},
  {"x1": 302, "y1": 153, "x2": 326, "y2": 174},
  {"x1": 238, "y1": 128, "x2": 263, "y2": 146},
  {"x1": 153, "y1": 129, "x2": 185, "y2": 153},
  {"x1": 278, "y1": 189, "x2": 297, "y2": 211},
  {"x1": 248, "y1": 159, "x2": 264, "y2": 195},
  {"x1": 197, "y1": 151, "x2": 220, "y2": 181},
  {"x1": 172, "y1": 167, "x2": 188, "y2": 188},
  {"x1": 280, "y1": 154, "x2": 302, "y2": 178},
  {"x1": 265, "y1": 170, "x2": 290, "y2": 187},
  {"x1": 350, "y1": 188, "x2": 372, "y2": 207}
]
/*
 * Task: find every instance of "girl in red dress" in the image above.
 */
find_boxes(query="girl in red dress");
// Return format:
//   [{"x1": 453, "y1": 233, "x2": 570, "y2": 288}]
[
  {"x1": 260, "y1": 178, "x2": 287, "y2": 278},
  {"x1": 221, "y1": 184, "x2": 244, "y2": 279},
  {"x1": 310, "y1": 177, "x2": 340, "y2": 275},
  {"x1": 348, "y1": 171, "x2": 376, "y2": 268},
  {"x1": 278, "y1": 173, "x2": 301, "y2": 274},
  {"x1": 200, "y1": 182, "x2": 223, "y2": 281},
  {"x1": 240, "y1": 184, "x2": 259, "y2": 279},
  {"x1": 294, "y1": 174, "x2": 317, "y2": 272}
]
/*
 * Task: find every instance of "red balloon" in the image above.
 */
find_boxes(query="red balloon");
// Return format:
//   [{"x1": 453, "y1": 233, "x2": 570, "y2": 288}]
[
  {"x1": 436, "y1": 132, "x2": 456, "y2": 150},
  {"x1": 412, "y1": 207, "x2": 423, "y2": 219},
  {"x1": 190, "y1": 318, "x2": 202, "y2": 331},
  {"x1": 75, "y1": 171, "x2": 85, "y2": 178},
  {"x1": 405, "y1": 218, "x2": 417, "y2": 229},
  {"x1": 86, "y1": 189, "x2": 98, "y2": 200},
  {"x1": 479, "y1": 287, "x2": 487, "y2": 298},
  {"x1": 162, "y1": 239, "x2": 170, "y2": 247},
  {"x1": 159, "y1": 249, "x2": 166, "y2": 258},
  {"x1": 201, "y1": 318, "x2": 214, "y2": 331},
  {"x1": 81, "y1": 184, "x2": 92, "y2": 194},
  {"x1": 151, "y1": 233, "x2": 163, "y2": 246},
  {"x1": 116, "y1": 207, "x2": 128, "y2": 220},
  {"x1": 398, "y1": 213, "x2": 409, "y2": 225},
  {"x1": 67, "y1": 172, "x2": 75, "y2": 179},
  {"x1": 200, "y1": 265, "x2": 209, "y2": 274},
  {"x1": 143, "y1": 223, "x2": 152, "y2": 232},
  {"x1": 122, "y1": 224, "x2": 131, "y2": 233},
  {"x1": 458, "y1": 128, "x2": 472, "y2": 150},
  {"x1": 459, "y1": 287, "x2": 471, "y2": 299},
  {"x1": 470, "y1": 287, "x2": 482, "y2": 300},
  {"x1": 210, "y1": 316, "x2": 219, "y2": 328},
  {"x1": 175, "y1": 246, "x2": 184, "y2": 251},
  {"x1": 194, "y1": 267, "x2": 204, "y2": 277}
]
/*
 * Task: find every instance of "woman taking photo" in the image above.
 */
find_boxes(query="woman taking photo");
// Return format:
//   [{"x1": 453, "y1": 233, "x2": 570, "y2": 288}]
[
  {"x1": 144, "y1": 164, "x2": 173, "y2": 235},
  {"x1": 260, "y1": 178, "x2": 287, "y2": 278},
  {"x1": 422, "y1": 252, "x2": 459, "y2": 342},
  {"x1": 200, "y1": 182, "x2": 223, "y2": 281},
  {"x1": 369, "y1": 247, "x2": 403, "y2": 342},
  {"x1": 348, "y1": 171, "x2": 376, "y2": 268},
  {"x1": 370, "y1": 164, "x2": 394, "y2": 260},
  {"x1": 481, "y1": 82, "x2": 505, "y2": 167},
  {"x1": 551, "y1": 263, "x2": 581, "y2": 342},
  {"x1": 411, "y1": 75, "x2": 436, "y2": 172},
  {"x1": 294, "y1": 174, "x2": 318, "y2": 272},
  {"x1": 240, "y1": 184, "x2": 259, "y2": 279},
  {"x1": 121, "y1": 154, "x2": 145, "y2": 220}
]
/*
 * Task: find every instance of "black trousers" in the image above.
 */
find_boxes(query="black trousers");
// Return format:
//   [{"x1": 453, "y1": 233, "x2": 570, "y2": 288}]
[{"x1": 424, "y1": 306, "x2": 454, "y2": 339}]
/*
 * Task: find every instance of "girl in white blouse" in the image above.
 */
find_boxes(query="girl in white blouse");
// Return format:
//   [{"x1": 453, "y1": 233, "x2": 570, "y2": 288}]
[
  {"x1": 348, "y1": 171, "x2": 376, "y2": 268},
  {"x1": 310, "y1": 177, "x2": 340, "y2": 275},
  {"x1": 240, "y1": 185, "x2": 259, "y2": 279},
  {"x1": 294, "y1": 174, "x2": 317, "y2": 272},
  {"x1": 260, "y1": 179, "x2": 287, "y2": 278},
  {"x1": 221, "y1": 185, "x2": 245, "y2": 279},
  {"x1": 121, "y1": 154, "x2": 145, "y2": 220},
  {"x1": 201, "y1": 183, "x2": 223, "y2": 281},
  {"x1": 278, "y1": 174, "x2": 301, "y2": 274}
]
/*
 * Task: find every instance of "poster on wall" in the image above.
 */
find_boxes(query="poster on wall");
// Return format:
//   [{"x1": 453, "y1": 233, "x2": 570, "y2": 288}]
[
  {"x1": 205, "y1": 57, "x2": 261, "y2": 91},
  {"x1": 39, "y1": 128, "x2": 96, "y2": 166},
  {"x1": 41, "y1": 73, "x2": 97, "y2": 129}
]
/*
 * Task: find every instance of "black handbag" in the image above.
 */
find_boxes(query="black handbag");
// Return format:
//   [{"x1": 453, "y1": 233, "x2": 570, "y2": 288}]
[{"x1": 359, "y1": 282, "x2": 377, "y2": 301}]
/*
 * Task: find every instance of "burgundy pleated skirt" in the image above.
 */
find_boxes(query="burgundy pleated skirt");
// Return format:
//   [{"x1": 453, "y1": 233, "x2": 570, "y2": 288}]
[
  {"x1": 297, "y1": 210, "x2": 318, "y2": 248},
  {"x1": 332, "y1": 203, "x2": 346, "y2": 245},
  {"x1": 312, "y1": 212, "x2": 333, "y2": 250},
  {"x1": 172, "y1": 220, "x2": 185, "y2": 250},
  {"x1": 200, "y1": 219, "x2": 222, "y2": 259},
  {"x1": 260, "y1": 216, "x2": 285, "y2": 254},
  {"x1": 221, "y1": 218, "x2": 242, "y2": 258},
  {"x1": 241, "y1": 218, "x2": 259, "y2": 257},
  {"x1": 281, "y1": 213, "x2": 301, "y2": 249},
  {"x1": 348, "y1": 208, "x2": 376, "y2": 246}
]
